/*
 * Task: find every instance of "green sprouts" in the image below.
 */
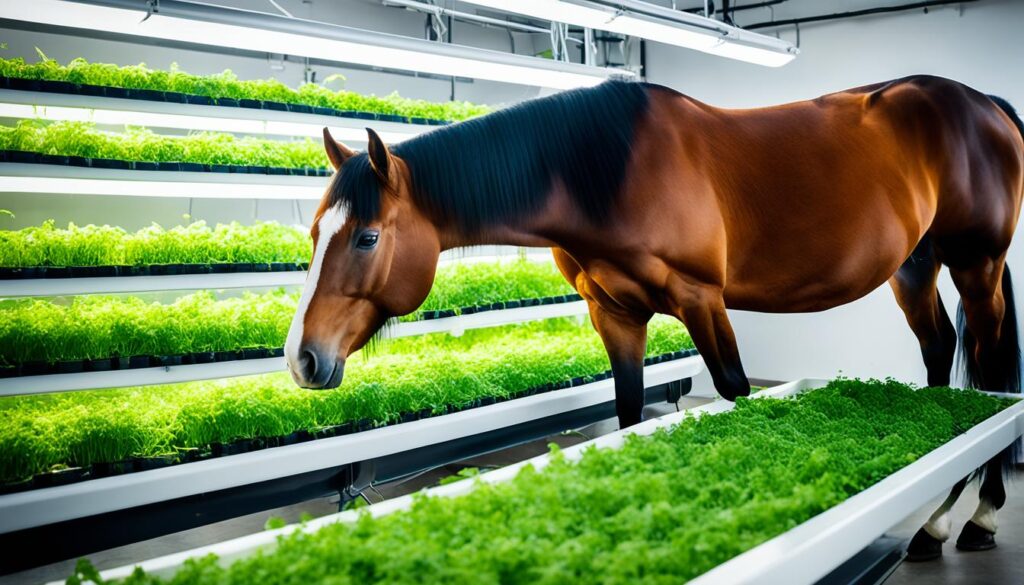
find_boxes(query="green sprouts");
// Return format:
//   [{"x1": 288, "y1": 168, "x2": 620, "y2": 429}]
[
  {"x1": 0, "y1": 120, "x2": 329, "y2": 169},
  {"x1": 0, "y1": 54, "x2": 491, "y2": 122},
  {"x1": 0, "y1": 259, "x2": 574, "y2": 365},
  {"x1": 0, "y1": 290, "x2": 298, "y2": 365},
  {"x1": 0, "y1": 317, "x2": 694, "y2": 483},
  {"x1": 0, "y1": 220, "x2": 311, "y2": 268},
  {"x1": 72, "y1": 379, "x2": 1010, "y2": 585}
]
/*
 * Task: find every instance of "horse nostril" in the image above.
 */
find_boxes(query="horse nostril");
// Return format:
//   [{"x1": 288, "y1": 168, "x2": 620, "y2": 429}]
[{"x1": 300, "y1": 349, "x2": 318, "y2": 383}]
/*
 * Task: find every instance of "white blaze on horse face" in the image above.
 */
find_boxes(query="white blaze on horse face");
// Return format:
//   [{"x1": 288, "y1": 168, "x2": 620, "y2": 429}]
[{"x1": 285, "y1": 205, "x2": 347, "y2": 375}]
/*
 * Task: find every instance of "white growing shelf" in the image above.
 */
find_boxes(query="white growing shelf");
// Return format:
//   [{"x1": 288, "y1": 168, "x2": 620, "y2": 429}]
[
  {"x1": 0, "y1": 270, "x2": 308, "y2": 298},
  {"x1": 0, "y1": 301, "x2": 590, "y2": 396},
  {"x1": 3, "y1": 356, "x2": 705, "y2": 535},
  {"x1": 0, "y1": 162, "x2": 327, "y2": 199},
  {"x1": 80, "y1": 378, "x2": 1024, "y2": 585},
  {"x1": 0, "y1": 252, "x2": 558, "y2": 297}
]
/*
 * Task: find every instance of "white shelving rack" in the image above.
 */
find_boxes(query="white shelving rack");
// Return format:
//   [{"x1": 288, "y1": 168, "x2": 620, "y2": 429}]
[{"x1": 2, "y1": 357, "x2": 705, "y2": 536}]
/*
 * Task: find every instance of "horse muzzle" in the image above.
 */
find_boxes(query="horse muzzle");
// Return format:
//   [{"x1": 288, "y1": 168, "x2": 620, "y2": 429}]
[{"x1": 289, "y1": 345, "x2": 345, "y2": 389}]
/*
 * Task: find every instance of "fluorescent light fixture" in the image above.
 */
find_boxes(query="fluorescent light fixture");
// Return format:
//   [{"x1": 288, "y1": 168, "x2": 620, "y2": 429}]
[
  {"x1": 459, "y1": 0, "x2": 798, "y2": 67},
  {"x1": 0, "y1": 0, "x2": 630, "y2": 89},
  {"x1": 0, "y1": 176, "x2": 325, "y2": 199},
  {"x1": 0, "y1": 102, "x2": 421, "y2": 143}
]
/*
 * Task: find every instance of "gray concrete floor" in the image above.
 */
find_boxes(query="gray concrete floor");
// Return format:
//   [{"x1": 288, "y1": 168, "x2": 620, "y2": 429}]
[{"x1": 4, "y1": 398, "x2": 1023, "y2": 584}]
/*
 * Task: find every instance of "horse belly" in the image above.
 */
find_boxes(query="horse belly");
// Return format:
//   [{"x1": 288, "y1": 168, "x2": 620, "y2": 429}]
[{"x1": 722, "y1": 196, "x2": 924, "y2": 314}]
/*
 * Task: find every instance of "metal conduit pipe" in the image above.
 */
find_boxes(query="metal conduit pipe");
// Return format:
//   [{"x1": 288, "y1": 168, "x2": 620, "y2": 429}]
[
  {"x1": 381, "y1": 0, "x2": 549, "y2": 34},
  {"x1": 589, "y1": 0, "x2": 730, "y2": 34}
]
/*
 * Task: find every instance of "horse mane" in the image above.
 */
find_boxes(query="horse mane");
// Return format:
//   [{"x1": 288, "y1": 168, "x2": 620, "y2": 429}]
[{"x1": 326, "y1": 79, "x2": 650, "y2": 233}]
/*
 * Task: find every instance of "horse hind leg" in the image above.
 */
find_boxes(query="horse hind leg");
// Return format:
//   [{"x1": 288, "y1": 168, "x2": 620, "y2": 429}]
[
  {"x1": 957, "y1": 452, "x2": 1007, "y2": 552},
  {"x1": 889, "y1": 236, "x2": 966, "y2": 561},
  {"x1": 947, "y1": 255, "x2": 1021, "y2": 552},
  {"x1": 907, "y1": 477, "x2": 969, "y2": 561}
]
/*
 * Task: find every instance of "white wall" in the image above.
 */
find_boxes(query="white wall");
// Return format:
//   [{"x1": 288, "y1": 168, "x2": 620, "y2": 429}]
[{"x1": 645, "y1": 0, "x2": 1024, "y2": 387}]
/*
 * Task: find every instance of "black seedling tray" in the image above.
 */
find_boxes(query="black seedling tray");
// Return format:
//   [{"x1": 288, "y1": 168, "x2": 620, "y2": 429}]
[
  {"x1": 0, "y1": 149, "x2": 331, "y2": 177},
  {"x1": 0, "y1": 348, "x2": 699, "y2": 495},
  {"x1": 453, "y1": 293, "x2": 584, "y2": 316},
  {"x1": 0, "y1": 262, "x2": 308, "y2": 280},
  {"x1": 1, "y1": 76, "x2": 453, "y2": 127}
]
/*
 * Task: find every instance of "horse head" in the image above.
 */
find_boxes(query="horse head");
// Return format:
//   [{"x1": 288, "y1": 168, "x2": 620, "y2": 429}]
[{"x1": 285, "y1": 127, "x2": 440, "y2": 389}]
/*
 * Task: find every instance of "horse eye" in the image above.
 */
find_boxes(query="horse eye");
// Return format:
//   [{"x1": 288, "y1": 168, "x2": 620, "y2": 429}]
[{"x1": 356, "y1": 231, "x2": 379, "y2": 250}]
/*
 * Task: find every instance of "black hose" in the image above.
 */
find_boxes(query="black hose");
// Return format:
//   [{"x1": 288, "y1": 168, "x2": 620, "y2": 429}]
[{"x1": 746, "y1": 0, "x2": 981, "y2": 30}]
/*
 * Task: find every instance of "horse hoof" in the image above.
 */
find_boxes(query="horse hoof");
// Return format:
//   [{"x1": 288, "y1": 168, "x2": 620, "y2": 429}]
[
  {"x1": 956, "y1": 521, "x2": 997, "y2": 552},
  {"x1": 905, "y1": 527, "x2": 943, "y2": 562},
  {"x1": 717, "y1": 386, "x2": 751, "y2": 402}
]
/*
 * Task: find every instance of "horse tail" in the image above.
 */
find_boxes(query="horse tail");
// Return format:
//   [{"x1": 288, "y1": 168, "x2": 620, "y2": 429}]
[
  {"x1": 955, "y1": 265, "x2": 1021, "y2": 394},
  {"x1": 987, "y1": 94, "x2": 1024, "y2": 138},
  {"x1": 956, "y1": 264, "x2": 1021, "y2": 478}
]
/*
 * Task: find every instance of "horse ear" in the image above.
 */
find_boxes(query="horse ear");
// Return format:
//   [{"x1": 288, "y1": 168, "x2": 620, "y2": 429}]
[
  {"x1": 365, "y1": 128, "x2": 393, "y2": 184},
  {"x1": 322, "y1": 127, "x2": 355, "y2": 171}
]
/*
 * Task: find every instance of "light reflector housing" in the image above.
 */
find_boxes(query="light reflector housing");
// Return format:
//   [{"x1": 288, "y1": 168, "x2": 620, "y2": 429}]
[{"x1": 460, "y1": 0, "x2": 798, "y2": 67}]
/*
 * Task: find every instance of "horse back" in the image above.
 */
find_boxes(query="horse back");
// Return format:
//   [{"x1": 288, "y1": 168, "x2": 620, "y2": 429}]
[{"x1": 631, "y1": 78, "x2": 1023, "y2": 312}]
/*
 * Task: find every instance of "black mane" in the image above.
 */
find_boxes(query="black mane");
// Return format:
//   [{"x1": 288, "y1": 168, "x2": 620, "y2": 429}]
[{"x1": 329, "y1": 79, "x2": 650, "y2": 233}]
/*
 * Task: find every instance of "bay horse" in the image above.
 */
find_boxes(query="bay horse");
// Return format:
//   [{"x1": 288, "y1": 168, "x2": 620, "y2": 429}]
[{"x1": 285, "y1": 76, "x2": 1022, "y2": 560}]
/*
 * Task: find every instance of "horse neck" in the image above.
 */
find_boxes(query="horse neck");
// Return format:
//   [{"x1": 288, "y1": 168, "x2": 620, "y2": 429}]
[{"x1": 428, "y1": 184, "x2": 577, "y2": 252}]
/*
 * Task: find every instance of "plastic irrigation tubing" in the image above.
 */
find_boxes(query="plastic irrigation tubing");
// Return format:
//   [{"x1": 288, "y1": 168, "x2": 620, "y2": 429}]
[
  {"x1": 0, "y1": 262, "x2": 309, "y2": 280},
  {"x1": 0, "y1": 76, "x2": 452, "y2": 127},
  {"x1": 0, "y1": 348, "x2": 700, "y2": 494},
  {"x1": 0, "y1": 149, "x2": 332, "y2": 176},
  {"x1": 0, "y1": 294, "x2": 587, "y2": 378}
]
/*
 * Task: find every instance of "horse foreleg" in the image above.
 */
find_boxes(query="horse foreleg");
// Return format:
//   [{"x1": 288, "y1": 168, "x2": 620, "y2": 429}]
[
  {"x1": 588, "y1": 303, "x2": 650, "y2": 428},
  {"x1": 669, "y1": 284, "x2": 750, "y2": 401}
]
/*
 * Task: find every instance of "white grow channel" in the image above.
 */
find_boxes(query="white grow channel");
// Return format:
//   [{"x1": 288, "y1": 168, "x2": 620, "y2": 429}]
[{"x1": 75, "y1": 378, "x2": 1024, "y2": 585}]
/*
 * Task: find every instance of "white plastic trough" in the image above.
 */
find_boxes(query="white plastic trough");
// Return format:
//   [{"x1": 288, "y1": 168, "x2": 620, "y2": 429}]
[
  {"x1": 79, "y1": 378, "x2": 1024, "y2": 585},
  {"x1": 2, "y1": 356, "x2": 704, "y2": 536},
  {"x1": 0, "y1": 162, "x2": 327, "y2": 199}
]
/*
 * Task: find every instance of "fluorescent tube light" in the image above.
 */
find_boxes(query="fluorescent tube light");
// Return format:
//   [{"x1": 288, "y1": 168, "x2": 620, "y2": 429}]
[
  {"x1": 0, "y1": 0, "x2": 630, "y2": 89},
  {"x1": 459, "y1": 0, "x2": 797, "y2": 67},
  {"x1": 0, "y1": 102, "x2": 421, "y2": 143},
  {"x1": 0, "y1": 176, "x2": 325, "y2": 199}
]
